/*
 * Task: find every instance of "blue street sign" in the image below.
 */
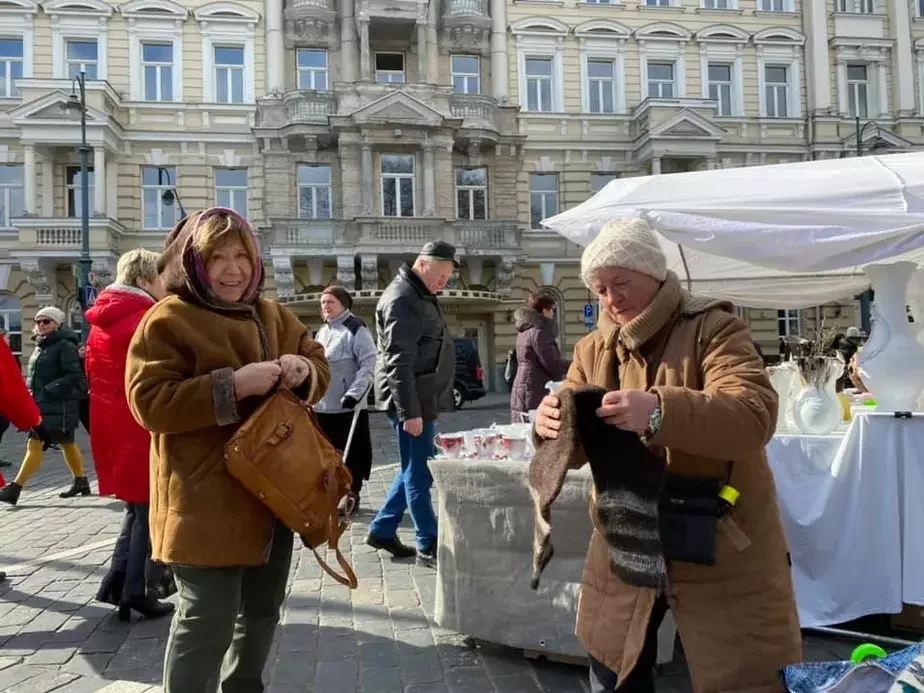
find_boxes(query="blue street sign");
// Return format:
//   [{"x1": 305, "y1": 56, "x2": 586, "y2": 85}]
[
  {"x1": 583, "y1": 303, "x2": 594, "y2": 318},
  {"x1": 83, "y1": 286, "x2": 97, "y2": 308}
]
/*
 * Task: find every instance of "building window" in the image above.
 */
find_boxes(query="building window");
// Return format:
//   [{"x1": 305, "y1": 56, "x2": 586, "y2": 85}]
[
  {"x1": 847, "y1": 64, "x2": 869, "y2": 118},
  {"x1": 645, "y1": 0, "x2": 672, "y2": 6},
  {"x1": 759, "y1": 0, "x2": 786, "y2": 9},
  {"x1": 529, "y1": 173, "x2": 558, "y2": 230},
  {"x1": 375, "y1": 53, "x2": 405, "y2": 84},
  {"x1": 587, "y1": 58, "x2": 617, "y2": 114},
  {"x1": 0, "y1": 39, "x2": 23, "y2": 98},
  {"x1": 66, "y1": 40, "x2": 98, "y2": 80},
  {"x1": 703, "y1": 0, "x2": 731, "y2": 7},
  {"x1": 455, "y1": 168, "x2": 487, "y2": 220},
  {"x1": 215, "y1": 168, "x2": 248, "y2": 217},
  {"x1": 0, "y1": 295, "x2": 22, "y2": 358},
  {"x1": 647, "y1": 62, "x2": 675, "y2": 99},
  {"x1": 778, "y1": 309, "x2": 801, "y2": 337},
  {"x1": 0, "y1": 165, "x2": 23, "y2": 228},
  {"x1": 837, "y1": 0, "x2": 874, "y2": 11},
  {"x1": 451, "y1": 55, "x2": 480, "y2": 94},
  {"x1": 141, "y1": 166, "x2": 179, "y2": 230},
  {"x1": 381, "y1": 155, "x2": 414, "y2": 217},
  {"x1": 525, "y1": 57, "x2": 554, "y2": 112},
  {"x1": 707, "y1": 63, "x2": 733, "y2": 116},
  {"x1": 591, "y1": 173, "x2": 618, "y2": 194},
  {"x1": 297, "y1": 165, "x2": 332, "y2": 219},
  {"x1": 297, "y1": 49, "x2": 328, "y2": 91},
  {"x1": 142, "y1": 43, "x2": 173, "y2": 102},
  {"x1": 66, "y1": 166, "x2": 95, "y2": 218},
  {"x1": 764, "y1": 65, "x2": 789, "y2": 117},
  {"x1": 586, "y1": 0, "x2": 615, "y2": 3},
  {"x1": 214, "y1": 46, "x2": 245, "y2": 103}
]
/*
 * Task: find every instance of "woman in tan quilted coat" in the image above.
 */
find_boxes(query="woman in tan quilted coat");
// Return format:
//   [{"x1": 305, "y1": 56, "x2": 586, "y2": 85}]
[
  {"x1": 125, "y1": 207, "x2": 330, "y2": 693},
  {"x1": 533, "y1": 218, "x2": 801, "y2": 693}
]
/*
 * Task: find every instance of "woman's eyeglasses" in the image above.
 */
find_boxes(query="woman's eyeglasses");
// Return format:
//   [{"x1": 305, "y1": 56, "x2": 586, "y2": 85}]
[{"x1": 34, "y1": 318, "x2": 52, "y2": 326}]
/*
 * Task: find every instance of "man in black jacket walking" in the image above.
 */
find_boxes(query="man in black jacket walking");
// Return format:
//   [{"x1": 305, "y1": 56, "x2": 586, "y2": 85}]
[{"x1": 366, "y1": 241, "x2": 457, "y2": 568}]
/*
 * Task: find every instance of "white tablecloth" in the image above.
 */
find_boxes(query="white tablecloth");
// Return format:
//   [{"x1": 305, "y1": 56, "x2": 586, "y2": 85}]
[{"x1": 767, "y1": 413, "x2": 924, "y2": 627}]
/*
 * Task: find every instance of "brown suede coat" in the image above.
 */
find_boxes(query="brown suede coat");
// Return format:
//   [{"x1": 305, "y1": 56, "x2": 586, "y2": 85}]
[{"x1": 555, "y1": 273, "x2": 801, "y2": 692}]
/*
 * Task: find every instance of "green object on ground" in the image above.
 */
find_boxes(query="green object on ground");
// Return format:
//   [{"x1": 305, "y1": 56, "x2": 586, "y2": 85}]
[{"x1": 850, "y1": 643, "x2": 888, "y2": 663}]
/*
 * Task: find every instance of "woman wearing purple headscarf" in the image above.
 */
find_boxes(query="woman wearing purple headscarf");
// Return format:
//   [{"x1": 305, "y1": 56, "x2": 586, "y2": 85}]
[{"x1": 124, "y1": 208, "x2": 330, "y2": 692}]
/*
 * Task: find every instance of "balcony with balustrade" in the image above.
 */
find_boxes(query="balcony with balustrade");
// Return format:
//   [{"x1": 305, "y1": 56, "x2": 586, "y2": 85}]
[
  {"x1": 12, "y1": 217, "x2": 125, "y2": 258},
  {"x1": 255, "y1": 91, "x2": 338, "y2": 140},
  {"x1": 441, "y1": 0, "x2": 491, "y2": 50},
  {"x1": 284, "y1": 0, "x2": 336, "y2": 27},
  {"x1": 358, "y1": 0, "x2": 427, "y2": 22},
  {"x1": 450, "y1": 94, "x2": 500, "y2": 145}
]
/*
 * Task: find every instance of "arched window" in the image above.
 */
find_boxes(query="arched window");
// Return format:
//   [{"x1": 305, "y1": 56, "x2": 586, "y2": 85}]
[
  {"x1": 0, "y1": 294, "x2": 22, "y2": 356},
  {"x1": 64, "y1": 294, "x2": 84, "y2": 334}
]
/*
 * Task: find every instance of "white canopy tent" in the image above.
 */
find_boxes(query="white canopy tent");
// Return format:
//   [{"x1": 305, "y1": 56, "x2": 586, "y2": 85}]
[{"x1": 541, "y1": 152, "x2": 924, "y2": 309}]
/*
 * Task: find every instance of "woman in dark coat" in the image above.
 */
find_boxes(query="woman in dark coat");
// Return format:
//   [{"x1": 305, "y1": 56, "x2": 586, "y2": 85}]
[
  {"x1": 510, "y1": 290, "x2": 568, "y2": 421},
  {"x1": 0, "y1": 306, "x2": 89, "y2": 506}
]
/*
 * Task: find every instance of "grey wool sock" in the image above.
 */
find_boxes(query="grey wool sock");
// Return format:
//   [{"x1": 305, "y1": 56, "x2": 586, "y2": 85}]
[{"x1": 528, "y1": 386, "x2": 667, "y2": 590}]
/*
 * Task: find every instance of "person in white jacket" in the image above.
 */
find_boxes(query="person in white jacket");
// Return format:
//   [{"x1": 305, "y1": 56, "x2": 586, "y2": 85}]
[{"x1": 315, "y1": 286, "x2": 377, "y2": 512}]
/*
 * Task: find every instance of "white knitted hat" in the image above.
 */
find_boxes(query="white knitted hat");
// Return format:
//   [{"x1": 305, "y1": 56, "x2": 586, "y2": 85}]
[
  {"x1": 580, "y1": 218, "x2": 668, "y2": 287},
  {"x1": 35, "y1": 306, "x2": 66, "y2": 325}
]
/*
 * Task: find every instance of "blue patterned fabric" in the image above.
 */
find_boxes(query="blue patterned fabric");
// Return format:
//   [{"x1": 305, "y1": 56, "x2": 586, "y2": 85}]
[{"x1": 783, "y1": 645, "x2": 924, "y2": 693}]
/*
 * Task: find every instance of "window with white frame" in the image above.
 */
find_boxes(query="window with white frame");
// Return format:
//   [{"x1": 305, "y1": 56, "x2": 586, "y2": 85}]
[
  {"x1": 0, "y1": 295, "x2": 22, "y2": 357},
  {"x1": 847, "y1": 64, "x2": 869, "y2": 118},
  {"x1": 525, "y1": 57, "x2": 554, "y2": 112},
  {"x1": 142, "y1": 43, "x2": 173, "y2": 101},
  {"x1": 214, "y1": 46, "x2": 245, "y2": 103},
  {"x1": 919, "y1": 0, "x2": 924, "y2": 16},
  {"x1": 215, "y1": 168, "x2": 248, "y2": 217},
  {"x1": 590, "y1": 173, "x2": 618, "y2": 194},
  {"x1": 455, "y1": 168, "x2": 487, "y2": 220},
  {"x1": 66, "y1": 40, "x2": 98, "y2": 79},
  {"x1": 645, "y1": 0, "x2": 672, "y2": 6},
  {"x1": 297, "y1": 165, "x2": 332, "y2": 219},
  {"x1": 703, "y1": 0, "x2": 732, "y2": 7},
  {"x1": 451, "y1": 55, "x2": 480, "y2": 94},
  {"x1": 707, "y1": 63, "x2": 734, "y2": 116},
  {"x1": 141, "y1": 166, "x2": 179, "y2": 230},
  {"x1": 647, "y1": 62, "x2": 675, "y2": 98},
  {"x1": 587, "y1": 58, "x2": 617, "y2": 113},
  {"x1": 0, "y1": 165, "x2": 23, "y2": 228},
  {"x1": 381, "y1": 155, "x2": 414, "y2": 217},
  {"x1": 297, "y1": 49, "x2": 328, "y2": 91},
  {"x1": 837, "y1": 0, "x2": 874, "y2": 12},
  {"x1": 764, "y1": 65, "x2": 789, "y2": 117},
  {"x1": 0, "y1": 39, "x2": 23, "y2": 98},
  {"x1": 529, "y1": 174, "x2": 558, "y2": 230},
  {"x1": 375, "y1": 53, "x2": 405, "y2": 84},
  {"x1": 759, "y1": 0, "x2": 786, "y2": 9},
  {"x1": 66, "y1": 166, "x2": 95, "y2": 218},
  {"x1": 778, "y1": 309, "x2": 801, "y2": 337},
  {"x1": 586, "y1": 0, "x2": 615, "y2": 3}
]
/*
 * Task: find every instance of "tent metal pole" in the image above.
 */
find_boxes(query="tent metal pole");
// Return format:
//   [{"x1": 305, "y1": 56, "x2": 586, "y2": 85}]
[
  {"x1": 804, "y1": 625, "x2": 920, "y2": 649},
  {"x1": 677, "y1": 245, "x2": 693, "y2": 291}
]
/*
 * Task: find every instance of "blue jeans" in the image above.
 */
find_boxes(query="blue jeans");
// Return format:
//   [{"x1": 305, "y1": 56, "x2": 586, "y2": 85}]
[{"x1": 368, "y1": 416, "x2": 438, "y2": 552}]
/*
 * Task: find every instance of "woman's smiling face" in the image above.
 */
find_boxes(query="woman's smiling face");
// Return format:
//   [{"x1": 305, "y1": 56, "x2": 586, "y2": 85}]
[{"x1": 205, "y1": 235, "x2": 253, "y2": 303}]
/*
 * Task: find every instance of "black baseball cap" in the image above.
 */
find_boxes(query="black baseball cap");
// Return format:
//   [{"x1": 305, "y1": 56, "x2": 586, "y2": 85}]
[{"x1": 420, "y1": 240, "x2": 459, "y2": 268}]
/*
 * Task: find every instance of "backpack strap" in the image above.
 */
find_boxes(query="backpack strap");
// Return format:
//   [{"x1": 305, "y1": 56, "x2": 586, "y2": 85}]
[{"x1": 310, "y1": 459, "x2": 359, "y2": 589}]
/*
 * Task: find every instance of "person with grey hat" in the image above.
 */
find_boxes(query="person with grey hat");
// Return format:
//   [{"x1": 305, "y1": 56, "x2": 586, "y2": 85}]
[
  {"x1": 531, "y1": 218, "x2": 800, "y2": 692},
  {"x1": 365, "y1": 240, "x2": 457, "y2": 569}
]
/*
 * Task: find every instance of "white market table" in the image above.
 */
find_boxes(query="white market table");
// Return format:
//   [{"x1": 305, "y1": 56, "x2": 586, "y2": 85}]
[
  {"x1": 430, "y1": 459, "x2": 677, "y2": 665},
  {"x1": 767, "y1": 412, "x2": 924, "y2": 628}
]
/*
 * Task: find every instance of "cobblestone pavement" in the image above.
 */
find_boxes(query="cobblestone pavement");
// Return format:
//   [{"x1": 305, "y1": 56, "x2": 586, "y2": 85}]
[{"x1": 0, "y1": 394, "x2": 867, "y2": 692}]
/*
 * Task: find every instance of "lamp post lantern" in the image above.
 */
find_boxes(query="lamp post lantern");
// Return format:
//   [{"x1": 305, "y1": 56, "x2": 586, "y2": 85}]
[{"x1": 62, "y1": 71, "x2": 92, "y2": 343}]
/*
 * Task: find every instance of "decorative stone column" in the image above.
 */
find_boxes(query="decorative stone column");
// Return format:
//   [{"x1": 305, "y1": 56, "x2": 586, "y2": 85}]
[
  {"x1": 340, "y1": 0, "x2": 359, "y2": 83},
  {"x1": 422, "y1": 145, "x2": 436, "y2": 216},
  {"x1": 360, "y1": 254, "x2": 379, "y2": 290},
  {"x1": 651, "y1": 157, "x2": 662, "y2": 176},
  {"x1": 93, "y1": 147, "x2": 106, "y2": 216},
  {"x1": 426, "y1": 6, "x2": 438, "y2": 86},
  {"x1": 265, "y1": 0, "x2": 285, "y2": 94},
  {"x1": 803, "y1": 0, "x2": 832, "y2": 113},
  {"x1": 23, "y1": 144, "x2": 36, "y2": 216},
  {"x1": 307, "y1": 257, "x2": 324, "y2": 286},
  {"x1": 41, "y1": 156, "x2": 53, "y2": 216},
  {"x1": 467, "y1": 257, "x2": 484, "y2": 286},
  {"x1": 889, "y1": 0, "x2": 915, "y2": 115},
  {"x1": 490, "y1": 0, "x2": 508, "y2": 101},
  {"x1": 417, "y1": 20, "x2": 428, "y2": 83},
  {"x1": 835, "y1": 59, "x2": 848, "y2": 115},
  {"x1": 336, "y1": 254, "x2": 356, "y2": 288},
  {"x1": 358, "y1": 16, "x2": 371, "y2": 81},
  {"x1": 272, "y1": 255, "x2": 295, "y2": 298},
  {"x1": 361, "y1": 143, "x2": 374, "y2": 215}
]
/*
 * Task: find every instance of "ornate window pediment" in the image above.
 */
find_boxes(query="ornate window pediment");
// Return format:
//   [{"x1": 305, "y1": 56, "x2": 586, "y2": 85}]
[
  {"x1": 193, "y1": 1, "x2": 260, "y2": 24},
  {"x1": 509, "y1": 16, "x2": 569, "y2": 36},
  {"x1": 42, "y1": 0, "x2": 112, "y2": 15}
]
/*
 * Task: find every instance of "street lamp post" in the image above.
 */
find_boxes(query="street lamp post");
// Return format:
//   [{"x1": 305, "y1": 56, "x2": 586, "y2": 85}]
[
  {"x1": 854, "y1": 116, "x2": 887, "y2": 334},
  {"x1": 157, "y1": 167, "x2": 186, "y2": 220},
  {"x1": 62, "y1": 71, "x2": 91, "y2": 343}
]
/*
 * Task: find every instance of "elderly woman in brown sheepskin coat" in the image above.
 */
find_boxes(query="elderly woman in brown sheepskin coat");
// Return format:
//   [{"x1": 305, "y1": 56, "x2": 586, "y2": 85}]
[{"x1": 533, "y1": 218, "x2": 801, "y2": 693}]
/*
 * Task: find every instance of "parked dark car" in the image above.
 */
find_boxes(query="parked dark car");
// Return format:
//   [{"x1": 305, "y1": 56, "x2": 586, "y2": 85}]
[{"x1": 452, "y1": 337, "x2": 486, "y2": 410}]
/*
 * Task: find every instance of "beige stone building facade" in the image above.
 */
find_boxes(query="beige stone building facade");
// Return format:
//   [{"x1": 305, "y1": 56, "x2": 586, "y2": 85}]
[{"x1": 2, "y1": 0, "x2": 923, "y2": 382}]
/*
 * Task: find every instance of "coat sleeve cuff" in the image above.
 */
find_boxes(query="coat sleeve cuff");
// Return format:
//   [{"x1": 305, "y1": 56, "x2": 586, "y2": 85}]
[{"x1": 211, "y1": 367, "x2": 240, "y2": 427}]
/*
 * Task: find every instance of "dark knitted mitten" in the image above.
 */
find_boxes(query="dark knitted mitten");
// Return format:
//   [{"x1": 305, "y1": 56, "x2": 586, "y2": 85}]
[{"x1": 573, "y1": 387, "x2": 667, "y2": 589}]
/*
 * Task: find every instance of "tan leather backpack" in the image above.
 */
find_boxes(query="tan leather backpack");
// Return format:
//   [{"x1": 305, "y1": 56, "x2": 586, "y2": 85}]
[{"x1": 224, "y1": 360, "x2": 358, "y2": 588}]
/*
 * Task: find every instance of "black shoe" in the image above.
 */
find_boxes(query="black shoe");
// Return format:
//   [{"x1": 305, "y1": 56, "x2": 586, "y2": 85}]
[
  {"x1": 365, "y1": 533, "x2": 416, "y2": 559},
  {"x1": 118, "y1": 596, "x2": 175, "y2": 622},
  {"x1": 97, "y1": 570, "x2": 125, "y2": 606},
  {"x1": 60, "y1": 476, "x2": 91, "y2": 498},
  {"x1": 0, "y1": 460, "x2": 11, "y2": 468},
  {"x1": 416, "y1": 548, "x2": 437, "y2": 569},
  {"x1": 0, "y1": 482, "x2": 21, "y2": 506}
]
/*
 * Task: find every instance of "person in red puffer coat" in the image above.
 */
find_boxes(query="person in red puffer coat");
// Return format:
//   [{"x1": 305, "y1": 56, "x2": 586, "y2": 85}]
[
  {"x1": 0, "y1": 331, "x2": 55, "y2": 581},
  {"x1": 85, "y1": 249, "x2": 173, "y2": 622}
]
